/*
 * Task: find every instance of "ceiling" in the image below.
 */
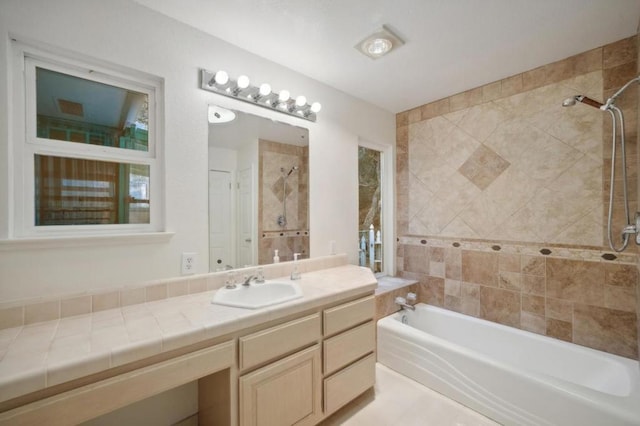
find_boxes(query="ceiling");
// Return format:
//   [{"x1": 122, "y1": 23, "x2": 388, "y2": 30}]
[{"x1": 134, "y1": 0, "x2": 640, "y2": 113}]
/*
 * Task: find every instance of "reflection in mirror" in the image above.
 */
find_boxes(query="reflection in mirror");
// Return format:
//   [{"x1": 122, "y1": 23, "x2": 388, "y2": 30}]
[{"x1": 208, "y1": 106, "x2": 309, "y2": 272}]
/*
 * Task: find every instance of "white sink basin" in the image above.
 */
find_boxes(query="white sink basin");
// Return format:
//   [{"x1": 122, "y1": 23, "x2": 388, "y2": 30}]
[{"x1": 211, "y1": 280, "x2": 303, "y2": 309}]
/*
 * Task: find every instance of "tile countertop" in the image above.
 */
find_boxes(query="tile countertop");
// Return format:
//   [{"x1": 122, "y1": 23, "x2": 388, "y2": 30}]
[{"x1": 0, "y1": 264, "x2": 377, "y2": 405}]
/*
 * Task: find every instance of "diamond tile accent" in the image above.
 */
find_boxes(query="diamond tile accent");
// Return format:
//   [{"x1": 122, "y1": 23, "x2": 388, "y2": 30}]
[{"x1": 458, "y1": 145, "x2": 510, "y2": 190}]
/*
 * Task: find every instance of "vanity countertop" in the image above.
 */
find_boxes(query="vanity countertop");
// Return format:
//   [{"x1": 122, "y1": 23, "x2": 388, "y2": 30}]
[{"x1": 0, "y1": 264, "x2": 377, "y2": 405}]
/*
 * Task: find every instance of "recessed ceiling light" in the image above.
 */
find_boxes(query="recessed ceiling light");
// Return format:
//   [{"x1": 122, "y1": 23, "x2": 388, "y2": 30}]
[{"x1": 355, "y1": 25, "x2": 404, "y2": 60}]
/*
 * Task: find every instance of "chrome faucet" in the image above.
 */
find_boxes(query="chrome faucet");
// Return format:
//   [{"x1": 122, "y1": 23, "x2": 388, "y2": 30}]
[
  {"x1": 290, "y1": 253, "x2": 302, "y2": 280},
  {"x1": 395, "y1": 292, "x2": 417, "y2": 311},
  {"x1": 242, "y1": 275, "x2": 255, "y2": 286}
]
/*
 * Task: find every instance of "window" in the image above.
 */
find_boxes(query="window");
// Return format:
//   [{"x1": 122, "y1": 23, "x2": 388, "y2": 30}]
[
  {"x1": 358, "y1": 146, "x2": 383, "y2": 274},
  {"x1": 11, "y1": 43, "x2": 162, "y2": 237}
]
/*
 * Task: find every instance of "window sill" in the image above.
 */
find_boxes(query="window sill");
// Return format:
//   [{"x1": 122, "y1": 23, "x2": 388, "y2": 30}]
[{"x1": 0, "y1": 232, "x2": 175, "y2": 250}]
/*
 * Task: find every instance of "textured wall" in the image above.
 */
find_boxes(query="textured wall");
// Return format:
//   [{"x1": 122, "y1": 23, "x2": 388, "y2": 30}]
[{"x1": 396, "y1": 36, "x2": 639, "y2": 359}]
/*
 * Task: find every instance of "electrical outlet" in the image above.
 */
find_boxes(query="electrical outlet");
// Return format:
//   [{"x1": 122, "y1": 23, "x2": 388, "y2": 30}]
[{"x1": 181, "y1": 252, "x2": 197, "y2": 275}]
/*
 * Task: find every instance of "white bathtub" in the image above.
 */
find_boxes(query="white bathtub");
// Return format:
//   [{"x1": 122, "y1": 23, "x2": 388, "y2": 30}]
[{"x1": 377, "y1": 303, "x2": 640, "y2": 426}]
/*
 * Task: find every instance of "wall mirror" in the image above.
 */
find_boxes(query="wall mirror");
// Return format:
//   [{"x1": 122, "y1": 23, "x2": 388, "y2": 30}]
[{"x1": 208, "y1": 105, "x2": 309, "y2": 272}]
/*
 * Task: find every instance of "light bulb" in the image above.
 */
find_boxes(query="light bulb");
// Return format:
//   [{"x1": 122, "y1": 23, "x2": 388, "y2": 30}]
[
  {"x1": 367, "y1": 38, "x2": 392, "y2": 56},
  {"x1": 310, "y1": 102, "x2": 322, "y2": 113},
  {"x1": 214, "y1": 70, "x2": 229, "y2": 85},
  {"x1": 259, "y1": 83, "x2": 271, "y2": 97},
  {"x1": 295, "y1": 95, "x2": 307, "y2": 107},
  {"x1": 237, "y1": 75, "x2": 250, "y2": 89},
  {"x1": 278, "y1": 90, "x2": 290, "y2": 102}
]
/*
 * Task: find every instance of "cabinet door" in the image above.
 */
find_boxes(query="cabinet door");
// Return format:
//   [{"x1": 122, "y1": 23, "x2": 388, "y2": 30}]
[{"x1": 239, "y1": 345, "x2": 321, "y2": 426}]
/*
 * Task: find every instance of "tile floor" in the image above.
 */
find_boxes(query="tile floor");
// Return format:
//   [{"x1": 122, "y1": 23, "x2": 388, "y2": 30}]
[{"x1": 320, "y1": 364, "x2": 499, "y2": 426}]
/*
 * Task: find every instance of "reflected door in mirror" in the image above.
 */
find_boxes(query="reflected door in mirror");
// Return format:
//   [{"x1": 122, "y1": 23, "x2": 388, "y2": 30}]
[{"x1": 209, "y1": 170, "x2": 233, "y2": 269}]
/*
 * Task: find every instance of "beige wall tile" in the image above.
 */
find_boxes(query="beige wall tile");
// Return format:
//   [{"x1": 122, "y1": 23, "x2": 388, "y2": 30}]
[
  {"x1": 604, "y1": 285, "x2": 637, "y2": 312},
  {"x1": 25, "y1": 301, "x2": 59, "y2": 325},
  {"x1": 521, "y1": 256, "x2": 546, "y2": 276},
  {"x1": 120, "y1": 288, "x2": 145, "y2": 307},
  {"x1": 546, "y1": 258, "x2": 604, "y2": 305},
  {"x1": 60, "y1": 296, "x2": 91, "y2": 318},
  {"x1": 603, "y1": 61, "x2": 637, "y2": 91},
  {"x1": 522, "y1": 294, "x2": 545, "y2": 316},
  {"x1": 0, "y1": 307, "x2": 24, "y2": 329},
  {"x1": 189, "y1": 277, "x2": 207, "y2": 294},
  {"x1": 482, "y1": 81, "x2": 502, "y2": 102},
  {"x1": 604, "y1": 263, "x2": 637, "y2": 287},
  {"x1": 479, "y1": 286, "x2": 520, "y2": 327},
  {"x1": 573, "y1": 304, "x2": 637, "y2": 358},
  {"x1": 404, "y1": 245, "x2": 429, "y2": 274},
  {"x1": 167, "y1": 280, "x2": 189, "y2": 298},
  {"x1": 603, "y1": 36, "x2": 637, "y2": 69},
  {"x1": 145, "y1": 284, "x2": 167, "y2": 302},
  {"x1": 521, "y1": 312, "x2": 546, "y2": 335},
  {"x1": 498, "y1": 253, "x2": 520, "y2": 273},
  {"x1": 574, "y1": 48, "x2": 603, "y2": 74},
  {"x1": 462, "y1": 250, "x2": 498, "y2": 286},
  {"x1": 408, "y1": 108, "x2": 422, "y2": 124},
  {"x1": 444, "y1": 248, "x2": 462, "y2": 280},
  {"x1": 444, "y1": 279, "x2": 461, "y2": 297},
  {"x1": 498, "y1": 271, "x2": 521, "y2": 291},
  {"x1": 522, "y1": 274, "x2": 545, "y2": 295},
  {"x1": 418, "y1": 277, "x2": 444, "y2": 307},
  {"x1": 396, "y1": 111, "x2": 409, "y2": 127},
  {"x1": 501, "y1": 74, "x2": 523, "y2": 97},
  {"x1": 421, "y1": 99, "x2": 450, "y2": 120},
  {"x1": 92, "y1": 292, "x2": 119, "y2": 312},
  {"x1": 444, "y1": 294, "x2": 461, "y2": 312},
  {"x1": 521, "y1": 66, "x2": 547, "y2": 91},
  {"x1": 546, "y1": 318, "x2": 572, "y2": 342},
  {"x1": 546, "y1": 297, "x2": 573, "y2": 322},
  {"x1": 449, "y1": 87, "x2": 483, "y2": 112}
]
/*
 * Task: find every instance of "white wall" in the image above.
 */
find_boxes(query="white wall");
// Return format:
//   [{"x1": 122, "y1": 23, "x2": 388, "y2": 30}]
[{"x1": 0, "y1": 0, "x2": 395, "y2": 302}]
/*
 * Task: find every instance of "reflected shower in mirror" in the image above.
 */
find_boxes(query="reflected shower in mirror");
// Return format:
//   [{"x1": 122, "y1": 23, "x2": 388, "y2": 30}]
[{"x1": 208, "y1": 105, "x2": 309, "y2": 272}]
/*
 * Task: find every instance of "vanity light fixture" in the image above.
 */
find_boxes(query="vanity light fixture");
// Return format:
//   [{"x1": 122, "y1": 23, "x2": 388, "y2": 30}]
[
  {"x1": 200, "y1": 69, "x2": 322, "y2": 122},
  {"x1": 355, "y1": 25, "x2": 404, "y2": 60}
]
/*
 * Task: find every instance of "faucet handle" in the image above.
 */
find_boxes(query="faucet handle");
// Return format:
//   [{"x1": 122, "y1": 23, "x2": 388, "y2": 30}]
[
  {"x1": 395, "y1": 296, "x2": 407, "y2": 305},
  {"x1": 255, "y1": 267, "x2": 265, "y2": 283},
  {"x1": 406, "y1": 292, "x2": 417, "y2": 303}
]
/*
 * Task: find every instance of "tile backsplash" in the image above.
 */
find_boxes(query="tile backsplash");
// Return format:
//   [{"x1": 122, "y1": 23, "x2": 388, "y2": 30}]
[
  {"x1": 0, "y1": 254, "x2": 348, "y2": 331},
  {"x1": 398, "y1": 239, "x2": 638, "y2": 359},
  {"x1": 396, "y1": 35, "x2": 639, "y2": 359}
]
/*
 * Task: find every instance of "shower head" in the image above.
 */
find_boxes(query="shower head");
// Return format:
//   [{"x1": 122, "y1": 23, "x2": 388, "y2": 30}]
[
  {"x1": 281, "y1": 166, "x2": 299, "y2": 177},
  {"x1": 562, "y1": 95, "x2": 603, "y2": 109}
]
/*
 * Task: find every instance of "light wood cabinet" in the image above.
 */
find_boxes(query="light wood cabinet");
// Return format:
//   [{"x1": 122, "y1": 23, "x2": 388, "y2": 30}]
[
  {"x1": 239, "y1": 345, "x2": 322, "y2": 426},
  {"x1": 324, "y1": 353, "x2": 376, "y2": 415},
  {"x1": 236, "y1": 293, "x2": 376, "y2": 426}
]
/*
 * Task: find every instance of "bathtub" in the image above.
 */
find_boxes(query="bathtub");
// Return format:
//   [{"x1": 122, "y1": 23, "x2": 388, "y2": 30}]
[{"x1": 377, "y1": 303, "x2": 640, "y2": 426}]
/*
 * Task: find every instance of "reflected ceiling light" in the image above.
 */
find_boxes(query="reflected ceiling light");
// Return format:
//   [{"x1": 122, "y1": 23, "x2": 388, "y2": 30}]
[
  {"x1": 200, "y1": 69, "x2": 322, "y2": 122},
  {"x1": 355, "y1": 25, "x2": 404, "y2": 60},
  {"x1": 207, "y1": 105, "x2": 236, "y2": 124}
]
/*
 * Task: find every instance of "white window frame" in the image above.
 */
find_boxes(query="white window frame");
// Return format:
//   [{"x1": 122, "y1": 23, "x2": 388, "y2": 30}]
[{"x1": 10, "y1": 42, "x2": 164, "y2": 238}]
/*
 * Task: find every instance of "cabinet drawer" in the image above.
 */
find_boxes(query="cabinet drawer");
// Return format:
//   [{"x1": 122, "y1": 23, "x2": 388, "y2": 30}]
[
  {"x1": 323, "y1": 295, "x2": 374, "y2": 336},
  {"x1": 323, "y1": 353, "x2": 375, "y2": 415},
  {"x1": 240, "y1": 313, "x2": 321, "y2": 370},
  {"x1": 323, "y1": 321, "x2": 375, "y2": 375}
]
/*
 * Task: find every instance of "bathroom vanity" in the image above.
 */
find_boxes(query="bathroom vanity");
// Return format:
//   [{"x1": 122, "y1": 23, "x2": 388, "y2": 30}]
[{"x1": 0, "y1": 261, "x2": 376, "y2": 425}]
